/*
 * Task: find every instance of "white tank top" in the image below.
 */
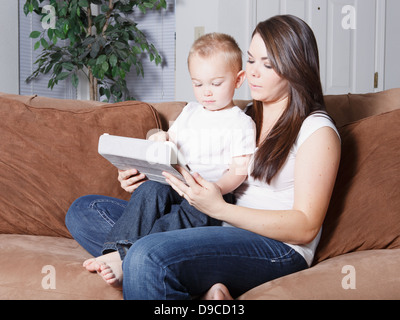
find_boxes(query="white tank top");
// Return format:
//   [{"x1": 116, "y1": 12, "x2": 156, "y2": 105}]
[{"x1": 231, "y1": 113, "x2": 340, "y2": 266}]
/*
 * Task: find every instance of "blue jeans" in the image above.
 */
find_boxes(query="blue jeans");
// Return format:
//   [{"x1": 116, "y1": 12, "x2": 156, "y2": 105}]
[
  {"x1": 65, "y1": 187, "x2": 308, "y2": 299},
  {"x1": 102, "y1": 181, "x2": 229, "y2": 259}
]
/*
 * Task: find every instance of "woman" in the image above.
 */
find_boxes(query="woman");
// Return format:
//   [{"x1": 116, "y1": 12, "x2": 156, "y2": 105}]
[{"x1": 66, "y1": 15, "x2": 341, "y2": 299}]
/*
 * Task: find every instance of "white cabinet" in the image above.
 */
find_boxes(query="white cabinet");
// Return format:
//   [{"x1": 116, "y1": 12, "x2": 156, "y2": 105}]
[{"x1": 255, "y1": 0, "x2": 385, "y2": 94}]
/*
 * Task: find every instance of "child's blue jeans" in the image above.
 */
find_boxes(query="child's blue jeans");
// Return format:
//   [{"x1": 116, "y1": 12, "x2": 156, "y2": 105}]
[{"x1": 101, "y1": 181, "x2": 232, "y2": 259}]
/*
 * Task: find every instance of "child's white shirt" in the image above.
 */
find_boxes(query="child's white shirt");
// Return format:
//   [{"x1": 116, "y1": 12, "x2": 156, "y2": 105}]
[{"x1": 168, "y1": 102, "x2": 256, "y2": 182}]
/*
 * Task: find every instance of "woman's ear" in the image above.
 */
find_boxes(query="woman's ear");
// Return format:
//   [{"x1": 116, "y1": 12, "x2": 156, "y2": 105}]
[{"x1": 235, "y1": 70, "x2": 246, "y2": 89}]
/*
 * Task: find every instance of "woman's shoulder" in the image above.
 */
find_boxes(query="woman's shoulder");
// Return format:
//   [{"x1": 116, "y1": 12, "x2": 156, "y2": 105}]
[
  {"x1": 303, "y1": 112, "x2": 338, "y2": 131},
  {"x1": 296, "y1": 112, "x2": 340, "y2": 149}
]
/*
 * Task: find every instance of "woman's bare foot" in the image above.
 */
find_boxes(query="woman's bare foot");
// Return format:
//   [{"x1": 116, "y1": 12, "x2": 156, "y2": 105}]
[
  {"x1": 83, "y1": 251, "x2": 123, "y2": 288},
  {"x1": 202, "y1": 283, "x2": 233, "y2": 300}
]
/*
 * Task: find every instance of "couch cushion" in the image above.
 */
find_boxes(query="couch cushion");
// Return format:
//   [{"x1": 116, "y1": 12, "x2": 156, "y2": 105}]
[
  {"x1": 0, "y1": 97, "x2": 161, "y2": 237},
  {"x1": 0, "y1": 234, "x2": 122, "y2": 300},
  {"x1": 314, "y1": 108, "x2": 400, "y2": 264},
  {"x1": 239, "y1": 248, "x2": 400, "y2": 300}
]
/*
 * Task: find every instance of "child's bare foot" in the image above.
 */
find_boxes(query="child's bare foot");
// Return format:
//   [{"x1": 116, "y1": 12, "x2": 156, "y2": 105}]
[
  {"x1": 83, "y1": 251, "x2": 123, "y2": 288},
  {"x1": 83, "y1": 258, "x2": 100, "y2": 272},
  {"x1": 98, "y1": 261, "x2": 123, "y2": 288},
  {"x1": 202, "y1": 283, "x2": 233, "y2": 300}
]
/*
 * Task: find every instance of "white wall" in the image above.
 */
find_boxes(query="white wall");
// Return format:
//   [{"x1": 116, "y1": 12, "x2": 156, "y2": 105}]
[
  {"x1": 176, "y1": 0, "x2": 400, "y2": 101},
  {"x1": 0, "y1": 1, "x2": 19, "y2": 94},
  {"x1": 175, "y1": 0, "x2": 255, "y2": 102},
  {"x1": 385, "y1": 0, "x2": 400, "y2": 90},
  {"x1": 1, "y1": 1, "x2": 398, "y2": 99}
]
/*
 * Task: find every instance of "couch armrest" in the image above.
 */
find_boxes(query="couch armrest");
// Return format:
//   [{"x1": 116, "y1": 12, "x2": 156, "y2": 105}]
[{"x1": 0, "y1": 96, "x2": 161, "y2": 237}]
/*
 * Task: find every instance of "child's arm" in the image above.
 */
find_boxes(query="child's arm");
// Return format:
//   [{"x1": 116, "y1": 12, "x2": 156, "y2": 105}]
[
  {"x1": 215, "y1": 154, "x2": 252, "y2": 195},
  {"x1": 148, "y1": 130, "x2": 169, "y2": 142}
]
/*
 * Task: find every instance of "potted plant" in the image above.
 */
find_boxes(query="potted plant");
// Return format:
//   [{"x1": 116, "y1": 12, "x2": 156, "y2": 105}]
[{"x1": 24, "y1": 0, "x2": 166, "y2": 101}]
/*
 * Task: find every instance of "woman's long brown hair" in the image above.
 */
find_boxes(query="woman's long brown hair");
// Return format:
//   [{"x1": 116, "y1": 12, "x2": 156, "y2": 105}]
[{"x1": 248, "y1": 15, "x2": 326, "y2": 184}]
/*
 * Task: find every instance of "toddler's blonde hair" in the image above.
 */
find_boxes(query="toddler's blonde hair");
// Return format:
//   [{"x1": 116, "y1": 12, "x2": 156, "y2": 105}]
[{"x1": 188, "y1": 33, "x2": 243, "y2": 74}]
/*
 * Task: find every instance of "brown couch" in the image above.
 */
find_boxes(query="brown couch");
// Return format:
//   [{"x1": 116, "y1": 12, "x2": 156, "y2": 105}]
[{"x1": 0, "y1": 89, "x2": 399, "y2": 300}]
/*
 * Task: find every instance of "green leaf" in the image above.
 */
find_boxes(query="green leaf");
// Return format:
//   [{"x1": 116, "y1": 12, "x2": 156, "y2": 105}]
[
  {"x1": 47, "y1": 28, "x2": 54, "y2": 40},
  {"x1": 62, "y1": 62, "x2": 75, "y2": 71},
  {"x1": 90, "y1": 42, "x2": 100, "y2": 58},
  {"x1": 55, "y1": 72, "x2": 70, "y2": 81},
  {"x1": 114, "y1": 41, "x2": 127, "y2": 49},
  {"x1": 109, "y1": 54, "x2": 118, "y2": 67},
  {"x1": 138, "y1": 5, "x2": 146, "y2": 13},
  {"x1": 63, "y1": 22, "x2": 69, "y2": 35},
  {"x1": 121, "y1": 62, "x2": 130, "y2": 72},
  {"x1": 34, "y1": 41, "x2": 41, "y2": 50},
  {"x1": 71, "y1": 73, "x2": 79, "y2": 88},
  {"x1": 96, "y1": 55, "x2": 107, "y2": 65},
  {"x1": 111, "y1": 66, "x2": 119, "y2": 78},
  {"x1": 79, "y1": 0, "x2": 89, "y2": 7},
  {"x1": 132, "y1": 46, "x2": 142, "y2": 54},
  {"x1": 40, "y1": 38, "x2": 49, "y2": 49},
  {"x1": 30, "y1": 31, "x2": 41, "y2": 39},
  {"x1": 102, "y1": 61, "x2": 109, "y2": 72}
]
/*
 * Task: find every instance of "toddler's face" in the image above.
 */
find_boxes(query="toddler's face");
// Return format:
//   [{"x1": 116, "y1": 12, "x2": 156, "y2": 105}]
[{"x1": 189, "y1": 53, "x2": 242, "y2": 111}]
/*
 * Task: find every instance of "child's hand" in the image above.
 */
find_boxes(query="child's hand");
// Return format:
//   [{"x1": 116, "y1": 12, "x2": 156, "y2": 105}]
[
  {"x1": 118, "y1": 169, "x2": 147, "y2": 193},
  {"x1": 148, "y1": 131, "x2": 169, "y2": 142}
]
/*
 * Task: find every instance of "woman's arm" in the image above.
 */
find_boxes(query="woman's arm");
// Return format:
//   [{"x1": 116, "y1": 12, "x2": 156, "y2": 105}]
[{"x1": 164, "y1": 127, "x2": 340, "y2": 245}]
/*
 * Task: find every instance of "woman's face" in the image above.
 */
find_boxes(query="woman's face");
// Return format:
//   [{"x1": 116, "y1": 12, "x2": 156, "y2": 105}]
[{"x1": 246, "y1": 33, "x2": 289, "y2": 104}]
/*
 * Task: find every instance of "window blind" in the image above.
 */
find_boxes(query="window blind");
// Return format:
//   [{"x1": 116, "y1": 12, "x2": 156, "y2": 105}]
[
  {"x1": 19, "y1": 1, "x2": 76, "y2": 99},
  {"x1": 126, "y1": 0, "x2": 176, "y2": 102}
]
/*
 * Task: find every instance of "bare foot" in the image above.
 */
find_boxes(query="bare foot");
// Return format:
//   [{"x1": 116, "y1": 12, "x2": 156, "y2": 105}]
[
  {"x1": 83, "y1": 252, "x2": 123, "y2": 288},
  {"x1": 202, "y1": 283, "x2": 233, "y2": 300},
  {"x1": 98, "y1": 260, "x2": 123, "y2": 288}
]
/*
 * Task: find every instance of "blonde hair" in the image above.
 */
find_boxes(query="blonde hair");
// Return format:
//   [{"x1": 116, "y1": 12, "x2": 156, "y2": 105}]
[{"x1": 188, "y1": 33, "x2": 243, "y2": 73}]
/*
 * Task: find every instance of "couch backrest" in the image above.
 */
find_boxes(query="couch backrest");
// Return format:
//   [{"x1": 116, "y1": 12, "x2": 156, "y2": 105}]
[
  {"x1": 0, "y1": 92, "x2": 107, "y2": 110},
  {"x1": 3, "y1": 88, "x2": 400, "y2": 130},
  {"x1": 324, "y1": 88, "x2": 400, "y2": 127},
  {"x1": 150, "y1": 88, "x2": 400, "y2": 130}
]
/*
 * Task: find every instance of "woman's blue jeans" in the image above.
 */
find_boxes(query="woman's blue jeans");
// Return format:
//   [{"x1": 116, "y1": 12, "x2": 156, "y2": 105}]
[{"x1": 65, "y1": 184, "x2": 308, "y2": 300}]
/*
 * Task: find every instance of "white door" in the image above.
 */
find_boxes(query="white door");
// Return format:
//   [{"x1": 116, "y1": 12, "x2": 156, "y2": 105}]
[{"x1": 255, "y1": 0, "x2": 381, "y2": 94}]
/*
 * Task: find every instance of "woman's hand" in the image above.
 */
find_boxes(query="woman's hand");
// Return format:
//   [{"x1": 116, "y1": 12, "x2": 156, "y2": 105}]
[
  {"x1": 162, "y1": 167, "x2": 227, "y2": 219},
  {"x1": 118, "y1": 169, "x2": 147, "y2": 193}
]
